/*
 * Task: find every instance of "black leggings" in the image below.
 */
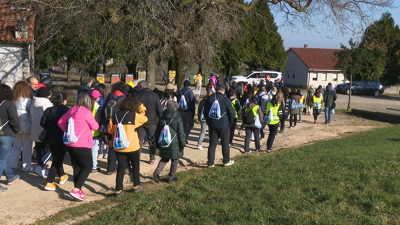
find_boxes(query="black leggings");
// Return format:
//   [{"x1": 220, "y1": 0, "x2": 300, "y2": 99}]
[
  {"x1": 289, "y1": 114, "x2": 297, "y2": 127},
  {"x1": 46, "y1": 144, "x2": 67, "y2": 183},
  {"x1": 66, "y1": 146, "x2": 92, "y2": 189},
  {"x1": 116, "y1": 150, "x2": 140, "y2": 191},
  {"x1": 313, "y1": 109, "x2": 319, "y2": 121}
]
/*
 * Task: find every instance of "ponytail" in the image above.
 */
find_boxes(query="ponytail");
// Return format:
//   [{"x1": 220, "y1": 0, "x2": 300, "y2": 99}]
[{"x1": 52, "y1": 92, "x2": 68, "y2": 105}]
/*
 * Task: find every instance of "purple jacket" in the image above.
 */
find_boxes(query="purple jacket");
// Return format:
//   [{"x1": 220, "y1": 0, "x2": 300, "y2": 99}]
[{"x1": 209, "y1": 76, "x2": 217, "y2": 84}]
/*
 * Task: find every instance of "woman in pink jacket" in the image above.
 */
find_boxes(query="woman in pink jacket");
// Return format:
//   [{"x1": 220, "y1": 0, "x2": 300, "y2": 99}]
[{"x1": 58, "y1": 92, "x2": 99, "y2": 201}]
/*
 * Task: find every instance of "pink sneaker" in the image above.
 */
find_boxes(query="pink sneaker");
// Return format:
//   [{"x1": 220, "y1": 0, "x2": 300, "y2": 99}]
[
  {"x1": 104, "y1": 154, "x2": 108, "y2": 159},
  {"x1": 80, "y1": 189, "x2": 85, "y2": 197},
  {"x1": 70, "y1": 189, "x2": 85, "y2": 201},
  {"x1": 97, "y1": 155, "x2": 103, "y2": 159}
]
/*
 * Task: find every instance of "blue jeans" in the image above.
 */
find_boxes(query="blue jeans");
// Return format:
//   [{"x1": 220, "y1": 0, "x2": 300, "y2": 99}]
[
  {"x1": 180, "y1": 111, "x2": 194, "y2": 140},
  {"x1": 91, "y1": 137, "x2": 100, "y2": 169},
  {"x1": 0, "y1": 136, "x2": 15, "y2": 180},
  {"x1": 267, "y1": 124, "x2": 279, "y2": 150},
  {"x1": 325, "y1": 107, "x2": 332, "y2": 123}
]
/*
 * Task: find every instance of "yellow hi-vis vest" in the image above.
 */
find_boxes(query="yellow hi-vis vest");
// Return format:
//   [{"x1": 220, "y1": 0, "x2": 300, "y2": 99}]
[
  {"x1": 265, "y1": 102, "x2": 280, "y2": 125},
  {"x1": 244, "y1": 105, "x2": 259, "y2": 126},
  {"x1": 312, "y1": 95, "x2": 322, "y2": 109},
  {"x1": 231, "y1": 98, "x2": 239, "y2": 119},
  {"x1": 92, "y1": 102, "x2": 101, "y2": 137}
]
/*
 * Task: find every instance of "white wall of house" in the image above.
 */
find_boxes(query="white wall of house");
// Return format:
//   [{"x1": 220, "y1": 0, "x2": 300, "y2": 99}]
[
  {"x1": 308, "y1": 70, "x2": 347, "y2": 88},
  {"x1": 283, "y1": 50, "x2": 309, "y2": 87},
  {"x1": 0, "y1": 44, "x2": 31, "y2": 87}
]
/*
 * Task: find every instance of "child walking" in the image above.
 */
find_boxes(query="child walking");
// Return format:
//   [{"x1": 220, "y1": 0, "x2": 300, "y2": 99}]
[{"x1": 153, "y1": 100, "x2": 186, "y2": 184}]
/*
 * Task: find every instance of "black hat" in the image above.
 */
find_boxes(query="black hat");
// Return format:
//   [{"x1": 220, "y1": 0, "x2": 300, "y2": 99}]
[
  {"x1": 217, "y1": 83, "x2": 226, "y2": 90},
  {"x1": 37, "y1": 87, "x2": 51, "y2": 98},
  {"x1": 184, "y1": 80, "x2": 191, "y2": 87}
]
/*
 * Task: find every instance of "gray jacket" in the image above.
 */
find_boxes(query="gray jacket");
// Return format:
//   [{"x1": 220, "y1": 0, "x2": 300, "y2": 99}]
[{"x1": 323, "y1": 88, "x2": 337, "y2": 108}]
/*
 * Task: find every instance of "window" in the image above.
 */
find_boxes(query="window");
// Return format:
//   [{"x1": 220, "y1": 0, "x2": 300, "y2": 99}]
[
  {"x1": 250, "y1": 73, "x2": 259, "y2": 78},
  {"x1": 366, "y1": 81, "x2": 375, "y2": 88},
  {"x1": 260, "y1": 73, "x2": 266, "y2": 79},
  {"x1": 312, "y1": 73, "x2": 317, "y2": 81},
  {"x1": 332, "y1": 73, "x2": 338, "y2": 81},
  {"x1": 287, "y1": 73, "x2": 289, "y2": 78},
  {"x1": 292, "y1": 71, "x2": 295, "y2": 79},
  {"x1": 322, "y1": 73, "x2": 327, "y2": 81},
  {"x1": 342, "y1": 75, "x2": 345, "y2": 81},
  {"x1": 267, "y1": 73, "x2": 278, "y2": 78}
]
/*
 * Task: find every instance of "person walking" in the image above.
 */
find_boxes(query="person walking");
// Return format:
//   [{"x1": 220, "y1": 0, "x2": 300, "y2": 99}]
[
  {"x1": 108, "y1": 96, "x2": 148, "y2": 197},
  {"x1": 0, "y1": 84, "x2": 21, "y2": 192},
  {"x1": 203, "y1": 83, "x2": 235, "y2": 167},
  {"x1": 257, "y1": 86, "x2": 271, "y2": 140},
  {"x1": 279, "y1": 87, "x2": 291, "y2": 133},
  {"x1": 90, "y1": 90, "x2": 103, "y2": 173},
  {"x1": 76, "y1": 76, "x2": 93, "y2": 103},
  {"x1": 153, "y1": 100, "x2": 186, "y2": 184},
  {"x1": 288, "y1": 87, "x2": 300, "y2": 128},
  {"x1": 197, "y1": 89, "x2": 213, "y2": 149},
  {"x1": 228, "y1": 89, "x2": 241, "y2": 146},
  {"x1": 9, "y1": 81, "x2": 33, "y2": 172},
  {"x1": 58, "y1": 92, "x2": 99, "y2": 201},
  {"x1": 323, "y1": 83, "x2": 337, "y2": 124},
  {"x1": 135, "y1": 80, "x2": 163, "y2": 164},
  {"x1": 40, "y1": 92, "x2": 70, "y2": 191},
  {"x1": 31, "y1": 87, "x2": 53, "y2": 177},
  {"x1": 209, "y1": 74, "x2": 217, "y2": 84},
  {"x1": 194, "y1": 73, "x2": 203, "y2": 97},
  {"x1": 177, "y1": 80, "x2": 196, "y2": 142},
  {"x1": 206, "y1": 79, "x2": 216, "y2": 93},
  {"x1": 242, "y1": 96, "x2": 263, "y2": 153},
  {"x1": 265, "y1": 95, "x2": 281, "y2": 152},
  {"x1": 306, "y1": 85, "x2": 315, "y2": 116},
  {"x1": 297, "y1": 89, "x2": 305, "y2": 123},
  {"x1": 311, "y1": 89, "x2": 323, "y2": 124}
]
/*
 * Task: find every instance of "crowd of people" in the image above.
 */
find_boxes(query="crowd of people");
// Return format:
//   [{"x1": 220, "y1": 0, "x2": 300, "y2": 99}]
[{"x1": 0, "y1": 74, "x2": 337, "y2": 201}]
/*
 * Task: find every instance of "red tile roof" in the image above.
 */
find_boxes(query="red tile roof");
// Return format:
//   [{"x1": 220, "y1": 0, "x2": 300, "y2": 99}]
[
  {"x1": 0, "y1": 1, "x2": 35, "y2": 44},
  {"x1": 289, "y1": 47, "x2": 342, "y2": 70}
]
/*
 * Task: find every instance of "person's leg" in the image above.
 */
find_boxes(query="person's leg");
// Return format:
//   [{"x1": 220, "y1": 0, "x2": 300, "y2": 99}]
[
  {"x1": 244, "y1": 127, "x2": 251, "y2": 153},
  {"x1": 35, "y1": 142, "x2": 46, "y2": 167},
  {"x1": 66, "y1": 146, "x2": 80, "y2": 186},
  {"x1": 267, "y1": 124, "x2": 278, "y2": 150},
  {"x1": 21, "y1": 134, "x2": 33, "y2": 172},
  {"x1": 198, "y1": 122, "x2": 207, "y2": 146},
  {"x1": 229, "y1": 119, "x2": 237, "y2": 143},
  {"x1": 294, "y1": 114, "x2": 297, "y2": 127},
  {"x1": 39, "y1": 143, "x2": 52, "y2": 168},
  {"x1": 146, "y1": 124, "x2": 158, "y2": 162},
  {"x1": 46, "y1": 144, "x2": 66, "y2": 183},
  {"x1": 0, "y1": 136, "x2": 15, "y2": 180},
  {"x1": 313, "y1": 109, "x2": 319, "y2": 121},
  {"x1": 260, "y1": 122, "x2": 266, "y2": 139},
  {"x1": 106, "y1": 133, "x2": 117, "y2": 173},
  {"x1": 91, "y1": 138, "x2": 100, "y2": 170},
  {"x1": 9, "y1": 134, "x2": 23, "y2": 169},
  {"x1": 137, "y1": 126, "x2": 146, "y2": 156},
  {"x1": 129, "y1": 150, "x2": 141, "y2": 187},
  {"x1": 69, "y1": 147, "x2": 92, "y2": 189},
  {"x1": 325, "y1": 107, "x2": 329, "y2": 123},
  {"x1": 299, "y1": 109, "x2": 302, "y2": 122},
  {"x1": 115, "y1": 152, "x2": 128, "y2": 191},
  {"x1": 155, "y1": 158, "x2": 169, "y2": 176},
  {"x1": 185, "y1": 112, "x2": 195, "y2": 139},
  {"x1": 289, "y1": 114, "x2": 293, "y2": 127},
  {"x1": 180, "y1": 111, "x2": 188, "y2": 136},
  {"x1": 220, "y1": 127, "x2": 231, "y2": 164},
  {"x1": 207, "y1": 128, "x2": 218, "y2": 166},
  {"x1": 328, "y1": 108, "x2": 332, "y2": 123},
  {"x1": 253, "y1": 128, "x2": 261, "y2": 150},
  {"x1": 168, "y1": 158, "x2": 179, "y2": 180}
]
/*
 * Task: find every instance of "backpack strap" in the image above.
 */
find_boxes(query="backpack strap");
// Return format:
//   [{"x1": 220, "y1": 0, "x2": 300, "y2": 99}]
[
  {"x1": 115, "y1": 111, "x2": 130, "y2": 124},
  {"x1": 0, "y1": 100, "x2": 10, "y2": 130}
]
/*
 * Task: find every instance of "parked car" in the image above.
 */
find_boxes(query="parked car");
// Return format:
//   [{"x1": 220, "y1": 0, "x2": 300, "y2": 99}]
[
  {"x1": 229, "y1": 70, "x2": 283, "y2": 86},
  {"x1": 335, "y1": 80, "x2": 384, "y2": 96}
]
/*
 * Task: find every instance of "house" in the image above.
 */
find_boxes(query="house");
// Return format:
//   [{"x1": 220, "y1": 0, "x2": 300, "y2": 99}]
[
  {"x1": 0, "y1": 1, "x2": 35, "y2": 87},
  {"x1": 283, "y1": 45, "x2": 347, "y2": 88}
]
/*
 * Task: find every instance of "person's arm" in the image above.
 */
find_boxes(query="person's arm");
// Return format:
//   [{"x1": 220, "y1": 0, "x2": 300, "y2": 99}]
[
  {"x1": 7, "y1": 102, "x2": 20, "y2": 134},
  {"x1": 225, "y1": 98, "x2": 235, "y2": 127},
  {"x1": 86, "y1": 111, "x2": 100, "y2": 131},
  {"x1": 107, "y1": 117, "x2": 116, "y2": 135},
  {"x1": 258, "y1": 105, "x2": 264, "y2": 123},
  {"x1": 177, "y1": 117, "x2": 186, "y2": 150},
  {"x1": 134, "y1": 110, "x2": 149, "y2": 128},
  {"x1": 155, "y1": 96, "x2": 163, "y2": 119},
  {"x1": 40, "y1": 108, "x2": 50, "y2": 128},
  {"x1": 333, "y1": 91, "x2": 337, "y2": 102}
]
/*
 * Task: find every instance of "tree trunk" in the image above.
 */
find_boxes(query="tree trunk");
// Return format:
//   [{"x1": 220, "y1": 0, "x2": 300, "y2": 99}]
[
  {"x1": 67, "y1": 62, "x2": 71, "y2": 82},
  {"x1": 126, "y1": 62, "x2": 137, "y2": 79},
  {"x1": 174, "y1": 43, "x2": 185, "y2": 89},
  {"x1": 147, "y1": 53, "x2": 156, "y2": 90},
  {"x1": 198, "y1": 62, "x2": 203, "y2": 74},
  {"x1": 347, "y1": 73, "x2": 352, "y2": 111},
  {"x1": 225, "y1": 64, "x2": 231, "y2": 79}
]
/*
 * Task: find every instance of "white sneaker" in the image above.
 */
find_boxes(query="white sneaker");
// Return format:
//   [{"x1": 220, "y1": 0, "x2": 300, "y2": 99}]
[
  {"x1": 208, "y1": 165, "x2": 215, "y2": 168},
  {"x1": 197, "y1": 145, "x2": 203, "y2": 149},
  {"x1": 35, "y1": 166, "x2": 45, "y2": 178},
  {"x1": 245, "y1": 151, "x2": 252, "y2": 154},
  {"x1": 224, "y1": 160, "x2": 234, "y2": 167}
]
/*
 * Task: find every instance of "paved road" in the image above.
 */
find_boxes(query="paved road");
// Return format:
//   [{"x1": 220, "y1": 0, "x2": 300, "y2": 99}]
[{"x1": 335, "y1": 93, "x2": 400, "y2": 112}]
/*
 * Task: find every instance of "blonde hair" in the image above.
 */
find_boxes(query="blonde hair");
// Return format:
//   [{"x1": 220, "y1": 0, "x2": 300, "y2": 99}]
[
  {"x1": 277, "y1": 91, "x2": 284, "y2": 103},
  {"x1": 76, "y1": 92, "x2": 94, "y2": 112},
  {"x1": 309, "y1": 85, "x2": 315, "y2": 90}
]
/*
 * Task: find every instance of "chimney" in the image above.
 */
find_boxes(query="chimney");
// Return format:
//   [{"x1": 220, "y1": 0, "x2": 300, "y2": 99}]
[{"x1": 304, "y1": 44, "x2": 308, "y2": 48}]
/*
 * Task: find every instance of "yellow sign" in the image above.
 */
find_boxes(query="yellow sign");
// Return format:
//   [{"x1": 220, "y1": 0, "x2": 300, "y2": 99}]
[
  {"x1": 97, "y1": 74, "x2": 105, "y2": 83},
  {"x1": 168, "y1": 70, "x2": 176, "y2": 84}
]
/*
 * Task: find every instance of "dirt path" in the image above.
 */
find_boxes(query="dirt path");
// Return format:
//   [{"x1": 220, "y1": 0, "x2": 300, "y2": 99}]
[{"x1": 0, "y1": 113, "x2": 389, "y2": 225}]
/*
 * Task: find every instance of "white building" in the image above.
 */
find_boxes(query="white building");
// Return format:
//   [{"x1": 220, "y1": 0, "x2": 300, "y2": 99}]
[
  {"x1": 283, "y1": 45, "x2": 347, "y2": 88},
  {"x1": 0, "y1": 2, "x2": 35, "y2": 87}
]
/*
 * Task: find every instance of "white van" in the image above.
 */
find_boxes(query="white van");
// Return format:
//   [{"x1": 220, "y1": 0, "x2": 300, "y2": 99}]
[{"x1": 229, "y1": 70, "x2": 283, "y2": 86}]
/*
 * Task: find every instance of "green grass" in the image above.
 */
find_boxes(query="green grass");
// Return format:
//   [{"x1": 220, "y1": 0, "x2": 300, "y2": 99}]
[{"x1": 40, "y1": 126, "x2": 400, "y2": 224}]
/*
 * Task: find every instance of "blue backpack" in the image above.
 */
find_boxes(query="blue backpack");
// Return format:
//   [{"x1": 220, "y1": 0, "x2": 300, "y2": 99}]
[
  {"x1": 209, "y1": 95, "x2": 226, "y2": 120},
  {"x1": 178, "y1": 90, "x2": 190, "y2": 110},
  {"x1": 291, "y1": 99, "x2": 298, "y2": 110}
]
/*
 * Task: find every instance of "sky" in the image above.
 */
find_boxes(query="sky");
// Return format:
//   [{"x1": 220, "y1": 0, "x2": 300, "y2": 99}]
[{"x1": 264, "y1": 1, "x2": 400, "y2": 50}]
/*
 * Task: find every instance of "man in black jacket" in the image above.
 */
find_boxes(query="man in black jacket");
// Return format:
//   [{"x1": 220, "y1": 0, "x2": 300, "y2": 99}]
[
  {"x1": 177, "y1": 80, "x2": 196, "y2": 142},
  {"x1": 203, "y1": 83, "x2": 235, "y2": 167},
  {"x1": 323, "y1": 83, "x2": 337, "y2": 124},
  {"x1": 135, "y1": 80, "x2": 163, "y2": 164}
]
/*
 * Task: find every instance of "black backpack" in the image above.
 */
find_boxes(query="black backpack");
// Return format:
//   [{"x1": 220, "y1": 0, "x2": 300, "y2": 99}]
[
  {"x1": 244, "y1": 106, "x2": 255, "y2": 125},
  {"x1": 104, "y1": 96, "x2": 124, "y2": 121}
]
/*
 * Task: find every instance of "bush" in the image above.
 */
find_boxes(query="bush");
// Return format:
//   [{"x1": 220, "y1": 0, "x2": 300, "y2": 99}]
[{"x1": 299, "y1": 83, "x2": 307, "y2": 89}]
